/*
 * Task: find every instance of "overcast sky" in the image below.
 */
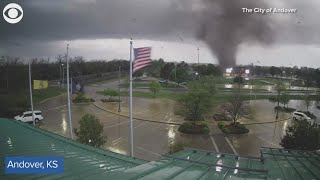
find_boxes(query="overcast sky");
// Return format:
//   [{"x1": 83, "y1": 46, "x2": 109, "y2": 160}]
[{"x1": 1, "y1": 0, "x2": 320, "y2": 67}]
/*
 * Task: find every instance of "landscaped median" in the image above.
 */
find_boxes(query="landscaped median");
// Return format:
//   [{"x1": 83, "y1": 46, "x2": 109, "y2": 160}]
[
  {"x1": 178, "y1": 122, "x2": 210, "y2": 134},
  {"x1": 218, "y1": 122, "x2": 249, "y2": 134},
  {"x1": 72, "y1": 92, "x2": 95, "y2": 103}
]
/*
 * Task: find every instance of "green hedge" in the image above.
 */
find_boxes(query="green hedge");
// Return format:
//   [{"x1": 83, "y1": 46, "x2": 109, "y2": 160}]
[
  {"x1": 219, "y1": 122, "x2": 249, "y2": 134},
  {"x1": 178, "y1": 122, "x2": 209, "y2": 134},
  {"x1": 72, "y1": 93, "x2": 95, "y2": 103}
]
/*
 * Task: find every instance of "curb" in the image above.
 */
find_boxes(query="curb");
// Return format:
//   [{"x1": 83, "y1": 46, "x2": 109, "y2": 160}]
[
  {"x1": 38, "y1": 94, "x2": 66, "y2": 104},
  {"x1": 243, "y1": 117, "x2": 291, "y2": 125},
  {"x1": 92, "y1": 102, "x2": 182, "y2": 126}
]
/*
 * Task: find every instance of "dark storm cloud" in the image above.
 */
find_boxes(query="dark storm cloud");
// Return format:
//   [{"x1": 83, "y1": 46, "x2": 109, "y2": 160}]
[
  {"x1": 0, "y1": 0, "x2": 197, "y2": 42},
  {"x1": 0, "y1": 0, "x2": 320, "y2": 66}
]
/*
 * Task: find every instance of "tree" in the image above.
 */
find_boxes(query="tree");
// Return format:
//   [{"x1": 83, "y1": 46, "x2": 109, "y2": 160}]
[
  {"x1": 189, "y1": 76, "x2": 217, "y2": 96},
  {"x1": 270, "y1": 66, "x2": 282, "y2": 77},
  {"x1": 280, "y1": 120, "x2": 320, "y2": 151},
  {"x1": 170, "y1": 61, "x2": 191, "y2": 84},
  {"x1": 149, "y1": 80, "x2": 160, "y2": 97},
  {"x1": 304, "y1": 93, "x2": 312, "y2": 111},
  {"x1": 280, "y1": 92, "x2": 290, "y2": 108},
  {"x1": 222, "y1": 93, "x2": 250, "y2": 126},
  {"x1": 175, "y1": 67, "x2": 189, "y2": 84},
  {"x1": 275, "y1": 81, "x2": 286, "y2": 119},
  {"x1": 144, "y1": 59, "x2": 165, "y2": 77},
  {"x1": 233, "y1": 76, "x2": 244, "y2": 84},
  {"x1": 207, "y1": 64, "x2": 222, "y2": 76},
  {"x1": 160, "y1": 62, "x2": 175, "y2": 80},
  {"x1": 74, "y1": 114, "x2": 106, "y2": 147},
  {"x1": 178, "y1": 90, "x2": 212, "y2": 126}
]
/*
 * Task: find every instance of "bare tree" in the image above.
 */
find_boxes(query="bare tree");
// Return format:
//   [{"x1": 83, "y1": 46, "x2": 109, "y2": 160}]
[
  {"x1": 304, "y1": 92, "x2": 311, "y2": 111},
  {"x1": 222, "y1": 93, "x2": 250, "y2": 126},
  {"x1": 275, "y1": 81, "x2": 286, "y2": 119}
]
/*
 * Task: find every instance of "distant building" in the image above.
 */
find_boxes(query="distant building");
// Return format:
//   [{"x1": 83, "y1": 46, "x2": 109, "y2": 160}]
[{"x1": 224, "y1": 66, "x2": 251, "y2": 78}]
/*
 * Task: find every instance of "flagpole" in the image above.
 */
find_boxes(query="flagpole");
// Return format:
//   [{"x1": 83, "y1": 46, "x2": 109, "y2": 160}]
[
  {"x1": 66, "y1": 44, "x2": 74, "y2": 139},
  {"x1": 28, "y1": 60, "x2": 35, "y2": 126},
  {"x1": 129, "y1": 38, "x2": 134, "y2": 157}
]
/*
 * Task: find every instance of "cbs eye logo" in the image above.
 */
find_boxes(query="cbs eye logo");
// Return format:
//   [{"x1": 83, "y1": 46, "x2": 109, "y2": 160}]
[{"x1": 3, "y1": 3, "x2": 23, "y2": 24}]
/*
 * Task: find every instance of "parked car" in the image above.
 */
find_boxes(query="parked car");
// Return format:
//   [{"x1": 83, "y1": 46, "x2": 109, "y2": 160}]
[
  {"x1": 159, "y1": 79, "x2": 168, "y2": 83},
  {"x1": 14, "y1": 111, "x2": 44, "y2": 123},
  {"x1": 292, "y1": 111, "x2": 313, "y2": 123}
]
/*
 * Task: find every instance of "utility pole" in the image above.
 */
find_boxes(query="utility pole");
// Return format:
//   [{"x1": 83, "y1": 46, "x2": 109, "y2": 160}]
[
  {"x1": 66, "y1": 44, "x2": 74, "y2": 139},
  {"x1": 197, "y1": 48, "x2": 200, "y2": 65},
  {"x1": 28, "y1": 60, "x2": 35, "y2": 126},
  {"x1": 118, "y1": 65, "x2": 121, "y2": 112}
]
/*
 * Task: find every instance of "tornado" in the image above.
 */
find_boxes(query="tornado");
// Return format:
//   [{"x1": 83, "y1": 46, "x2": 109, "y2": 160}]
[{"x1": 197, "y1": 0, "x2": 273, "y2": 68}]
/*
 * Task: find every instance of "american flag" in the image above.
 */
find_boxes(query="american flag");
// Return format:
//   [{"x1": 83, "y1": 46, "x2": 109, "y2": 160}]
[{"x1": 133, "y1": 47, "x2": 152, "y2": 73}]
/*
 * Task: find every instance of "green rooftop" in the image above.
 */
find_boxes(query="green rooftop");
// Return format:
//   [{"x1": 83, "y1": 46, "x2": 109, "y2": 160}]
[{"x1": 1, "y1": 118, "x2": 320, "y2": 179}]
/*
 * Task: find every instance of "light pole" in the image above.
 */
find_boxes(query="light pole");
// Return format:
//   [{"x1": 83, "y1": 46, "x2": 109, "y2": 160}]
[
  {"x1": 28, "y1": 60, "x2": 35, "y2": 126},
  {"x1": 60, "y1": 63, "x2": 64, "y2": 88},
  {"x1": 62, "y1": 65, "x2": 65, "y2": 88},
  {"x1": 66, "y1": 44, "x2": 74, "y2": 139},
  {"x1": 174, "y1": 63, "x2": 177, "y2": 88},
  {"x1": 118, "y1": 65, "x2": 121, "y2": 112},
  {"x1": 197, "y1": 48, "x2": 200, "y2": 65}
]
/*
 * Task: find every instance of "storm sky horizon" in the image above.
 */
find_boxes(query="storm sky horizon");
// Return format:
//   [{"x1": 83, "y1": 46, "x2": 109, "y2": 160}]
[{"x1": 1, "y1": 0, "x2": 320, "y2": 68}]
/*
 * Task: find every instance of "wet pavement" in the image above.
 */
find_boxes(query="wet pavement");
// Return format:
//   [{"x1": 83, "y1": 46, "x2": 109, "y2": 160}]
[
  {"x1": 33, "y1": 80, "x2": 320, "y2": 160},
  {"x1": 35, "y1": 94, "x2": 215, "y2": 161}
]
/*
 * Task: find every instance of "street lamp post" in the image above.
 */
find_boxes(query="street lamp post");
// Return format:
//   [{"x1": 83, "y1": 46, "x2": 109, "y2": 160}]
[
  {"x1": 28, "y1": 60, "x2": 35, "y2": 126},
  {"x1": 174, "y1": 63, "x2": 177, "y2": 88},
  {"x1": 62, "y1": 65, "x2": 65, "y2": 88},
  {"x1": 118, "y1": 65, "x2": 121, "y2": 112},
  {"x1": 66, "y1": 44, "x2": 74, "y2": 139},
  {"x1": 197, "y1": 48, "x2": 200, "y2": 65}
]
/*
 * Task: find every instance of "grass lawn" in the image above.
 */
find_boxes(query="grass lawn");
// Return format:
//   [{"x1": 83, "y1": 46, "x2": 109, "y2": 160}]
[
  {"x1": 91, "y1": 79, "x2": 120, "y2": 85},
  {"x1": 120, "y1": 91, "x2": 180, "y2": 100},
  {"x1": 120, "y1": 82, "x2": 183, "y2": 89},
  {"x1": 115, "y1": 89, "x2": 320, "y2": 105},
  {"x1": 33, "y1": 87, "x2": 66, "y2": 103},
  {"x1": 217, "y1": 88, "x2": 269, "y2": 93},
  {"x1": 248, "y1": 79, "x2": 273, "y2": 85},
  {"x1": 259, "y1": 77, "x2": 291, "y2": 85},
  {"x1": 0, "y1": 87, "x2": 66, "y2": 117}
]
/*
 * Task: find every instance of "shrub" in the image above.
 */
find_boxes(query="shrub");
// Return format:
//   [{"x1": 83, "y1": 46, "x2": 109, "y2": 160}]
[
  {"x1": 298, "y1": 111, "x2": 317, "y2": 119},
  {"x1": 149, "y1": 80, "x2": 161, "y2": 97},
  {"x1": 102, "y1": 89, "x2": 119, "y2": 97},
  {"x1": 178, "y1": 122, "x2": 209, "y2": 134},
  {"x1": 274, "y1": 106, "x2": 296, "y2": 113},
  {"x1": 219, "y1": 122, "x2": 249, "y2": 134},
  {"x1": 73, "y1": 93, "x2": 94, "y2": 103},
  {"x1": 218, "y1": 122, "x2": 225, "y2": 129}
]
